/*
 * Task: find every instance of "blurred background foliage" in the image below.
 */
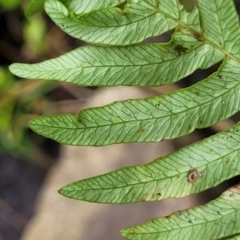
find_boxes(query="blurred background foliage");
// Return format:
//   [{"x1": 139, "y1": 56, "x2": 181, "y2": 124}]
[
  {"x1": 0, "y1": 0, "x2": 90, "y2": 165},
  {"x1": 0, "y1": 0, "x2": 54, "y2": 164},
  {"x1": 0, "y1": 1, "x2": 94, "y2": 239}
]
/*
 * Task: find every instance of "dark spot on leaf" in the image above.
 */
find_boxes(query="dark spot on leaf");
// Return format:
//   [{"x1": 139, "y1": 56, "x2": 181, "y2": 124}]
[
  {"x1": 76, "y1": 116, "x2": 83, "y2": 123},
  {"x1": 192, "y1": 32, "x2": 204, "y2": 41},
  {"x1": 217, "y1": 74, "x2": 223, "y2": 79},
  {"x1": 229, "y1": 192, "x2": 235, "y2": 197},
  {"x1": 121, "y1": 9, "x2": 127, "y2": 16},
  {"x1": 225, "y1": 158, "x2": 230, "y2": 164},
  {"x1": 156, "y1": 192, "x2": 161, "y2": 196},
  {"x1": 138, "y1": 128, "x2": 145, "y2": 133},
  {"x1": 187, "y1": 169, "x2": 201, "y2": 184},
  {"x1": 174, "y1": 45, "x2": 188, "y2": 55}
]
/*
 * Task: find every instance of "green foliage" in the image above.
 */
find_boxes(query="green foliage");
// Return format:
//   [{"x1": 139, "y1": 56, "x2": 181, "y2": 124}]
[
  {"x1": 0, "y1": 0, "x2": 19, "y2": 10},
  {"x1": 0, "y1": 67, "x2": 55, "y2": 162},
  {"x1": 9, "y1": 0, "x2": 240, "y2": 239},
  {"x1": 122, "y1": 184, "x2": 240, "y2": 239}
]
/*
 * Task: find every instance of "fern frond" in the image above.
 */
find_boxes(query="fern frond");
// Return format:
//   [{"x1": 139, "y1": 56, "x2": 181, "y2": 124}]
[{"x1": 9, "y1": 0, "x2": 240, "y2": 239}]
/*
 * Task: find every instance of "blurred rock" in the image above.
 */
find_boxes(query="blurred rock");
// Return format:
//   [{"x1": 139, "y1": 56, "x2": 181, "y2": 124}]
[{"x1": 21, "y1": 87, "x2": 196, "y2": 240}]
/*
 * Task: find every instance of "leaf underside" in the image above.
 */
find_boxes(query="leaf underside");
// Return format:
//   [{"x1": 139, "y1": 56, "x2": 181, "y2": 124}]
[
  {"x1": 10, "y1": 0, "x2": 240, "y2": 147},
  {"x1": 121, "y1": 183, "x2": 240, "y2": 240},
  {"x1": 59, "y1": 122, "x2": 240, "y2": 204},
  {"x1": 9, "y1": 0, "x2": 240, "y2": 239},
  {"x1": 25, "y1": 0, "x2": 124, "y2": 17}
]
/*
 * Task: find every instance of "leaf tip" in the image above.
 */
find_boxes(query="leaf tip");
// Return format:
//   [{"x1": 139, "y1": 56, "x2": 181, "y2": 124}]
[
  {"x1": 58, "y1": 184, "x2": 78, "y2": 200},
  {"x1": 9, "y1": 63, "x2": 27, "y2": 78},
  {"x1": 28, "y1": 118, "x2": 36, "y2": 129},
  {"x1": 58, "y1": 187, "x2": 65, "y2": 196},
  {"x1": 8, "y1": 63, "x2": 17, "y2": 74},
  {"x1": 120, "y1": 229, "x2": 130, "y2": 239}
]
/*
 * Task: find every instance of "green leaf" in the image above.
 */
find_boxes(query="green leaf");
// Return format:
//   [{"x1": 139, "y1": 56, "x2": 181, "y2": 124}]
[
  {"x1": 43, "y1": 0, "x2": 190, "y2": 45},
  {"x1": 9, "y1": 30, "x2": 223, "y2": 86},
  {"x1": 25, "y1": 0, "x2": 121, "y2": 17},
  {"x1": 58, "y1": 121, "x2": 240, "y2": 203},
  {"x1": 121, "y1": 183, "x2": 240, "y2": 240},
  {"x1": 28, "y1": 58, "x2": 240, "y2": 146},
  {"x1": 25, "y1": 0, "x2": 45, "y2": 17},
  {"x1": 197, "y1": 0, "x2": 240, "y2": 57},
  {"x1": 66, "y1": 0, "x2": 126, "y2": 15},
  {"x1": 25, "y1": 0, "x2": 68, "y2": 17}
]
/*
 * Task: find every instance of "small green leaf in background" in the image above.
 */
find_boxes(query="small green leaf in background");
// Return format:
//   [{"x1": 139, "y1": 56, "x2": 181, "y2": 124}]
[
  {"x1": 0, "y1": 0, "x2": 19, "y2": 11},
  {"x1": 23, "y1": 15, "x2": 47, "y2": 57},
  {"x1": 25, "y1": 0, "x2": 69, "y2": 17},
  {"x1": 25, "y1": 0, "x2": 46, "y2": 17},
  {"x1": 0, "y1": 66, "x2": 56, "y2": 162}
]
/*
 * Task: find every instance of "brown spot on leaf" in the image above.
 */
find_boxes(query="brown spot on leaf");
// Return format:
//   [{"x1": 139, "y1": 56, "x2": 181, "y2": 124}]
[
  {"x1": 187, "y1": 169, "x2": 201, "y2": 184},
  {"x1": 138, "y1": 128, "x2": 145, "y2": 133},
  {"x1": 174, "y1": 45, "x2": 188, "y2": 55},
  {"x1": 225, "y1": 158, "x2": 230, "y2": 164},
  {"x1": 179, "y1": 27, "x2": 204, "y2": 42}
]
